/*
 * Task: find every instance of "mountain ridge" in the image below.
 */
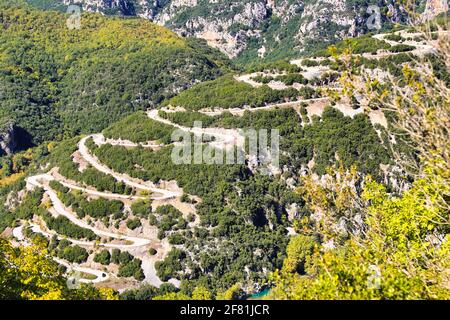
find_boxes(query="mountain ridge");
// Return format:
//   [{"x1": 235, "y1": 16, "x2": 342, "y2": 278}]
[{"x1": 29, "y1": 0, "x2": 435, "y2": 62}]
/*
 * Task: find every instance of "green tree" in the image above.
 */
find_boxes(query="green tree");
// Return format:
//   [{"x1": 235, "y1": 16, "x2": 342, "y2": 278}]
[{"x1": 94, "y1": 250, "x2": 111, "y2": 265}]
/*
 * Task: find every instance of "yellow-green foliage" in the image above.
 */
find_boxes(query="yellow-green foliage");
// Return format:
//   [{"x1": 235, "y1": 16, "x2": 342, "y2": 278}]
[
  {"x1": 192, "y1": 286, "x2": 213, "y2": 300},
  {"x1": 0, "y1": 172, "x2": 24, "y2": 187},
  {"x1": 0, "y1": 1, "x2": 224, "y2": 145}
]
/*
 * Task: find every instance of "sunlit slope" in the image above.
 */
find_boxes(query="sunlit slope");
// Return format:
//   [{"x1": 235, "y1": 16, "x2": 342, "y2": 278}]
[{"x1": 0, "y1": 1, "x2": 227, "y2": 148}]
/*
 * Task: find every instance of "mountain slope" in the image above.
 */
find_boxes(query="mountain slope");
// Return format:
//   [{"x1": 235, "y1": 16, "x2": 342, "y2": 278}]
[
  {"x1": 38, "y1": 1, "x2": 450, "y2": 64},
  {"x1": 0, "y1": 1, "x2": 229, "y2": 150}
]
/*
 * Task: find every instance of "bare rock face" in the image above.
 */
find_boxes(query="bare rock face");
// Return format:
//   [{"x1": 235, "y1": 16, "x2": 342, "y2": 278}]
[
  {"x1": 422, "y1": 0, "x2": 449, "y2": 21},
  {"x1": 0, "y1": 123, "x2": 18, "y2": 156}
]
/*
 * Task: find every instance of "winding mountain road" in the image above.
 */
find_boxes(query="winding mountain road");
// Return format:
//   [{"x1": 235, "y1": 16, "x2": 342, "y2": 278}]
[
  {"x1": 16, "y1": 28, "x2": 443, "y2": 291},
  {"x1": 372, "y1": 31, "x2": 437, "y2": 57}
]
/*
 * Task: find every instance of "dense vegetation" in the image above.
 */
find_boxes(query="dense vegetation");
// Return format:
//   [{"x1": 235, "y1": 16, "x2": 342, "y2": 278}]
[
  {"x1": 102, "y1": 112, "x2": 175, "y2": 144},
  {"x1": 250, "y1": 71, "x2": 339, "y2": 88},
  {"x1": 88, "y1": 140, "x2": 250, "y2": 199},
  {"x1": 120, "y1": 283, "x2": 178, "y2": 300},
  {"x1": 130, "y1": 199, "x2": 152, "y2": 218},
  {"x1": 109, "y1": 249, "x2": 144, "y2": 281},
  {"x1": 299, "y1": 108, "x2": 391, "y2": 175},
  {"x1": 0, "y1": 183, "x2": 96, "y2": 242},
  {"x1": 270, "y1": 172, "x2": 450, "y2": 299},
  {"x1": 149, "y1": 205, "x2": 187, "y2": 240},
  {"x1": 0, "y1": 238, "x2": 117, "y2": 299},
  {"x1": 0, "y1": 0, "x2": 448, "y2": 301},
  {"x1": 0, "y1": 1, "x2": 226, "y2": 148},
  {"x1": 354, "y1": 52, "x2": 415, "y2": 78},
  {"x1": 268, "y1": 19, "x2": 450, "y2": 299}
]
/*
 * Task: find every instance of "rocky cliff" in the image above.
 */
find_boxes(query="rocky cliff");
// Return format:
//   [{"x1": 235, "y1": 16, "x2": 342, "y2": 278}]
[
  {"x1": 43, "y1": 1, "x2": 447, "y2": 61},
  {"x1": 0, "y1": 123, "x2": 18, "y2": 156}
]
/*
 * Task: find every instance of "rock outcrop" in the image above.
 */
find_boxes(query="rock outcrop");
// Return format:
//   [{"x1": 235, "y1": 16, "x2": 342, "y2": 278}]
[
  {"x1": 0, "y1": 123, "x2": 18, "y2": 156},
  {"x1": 56, "y1": 0, "x2": 413, "y2": 59}
]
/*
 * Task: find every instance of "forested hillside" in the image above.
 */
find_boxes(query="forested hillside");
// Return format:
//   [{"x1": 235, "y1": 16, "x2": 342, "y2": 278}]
[
  {"x1": 0, "y1": 1, "x2": 229, "y2": 150},
  {"x1": 0, "y1": 0, "x2": 448, "y2": 302},
  {"x1": 29, "y1": 0, "x2": 415, "y2": 63}
]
